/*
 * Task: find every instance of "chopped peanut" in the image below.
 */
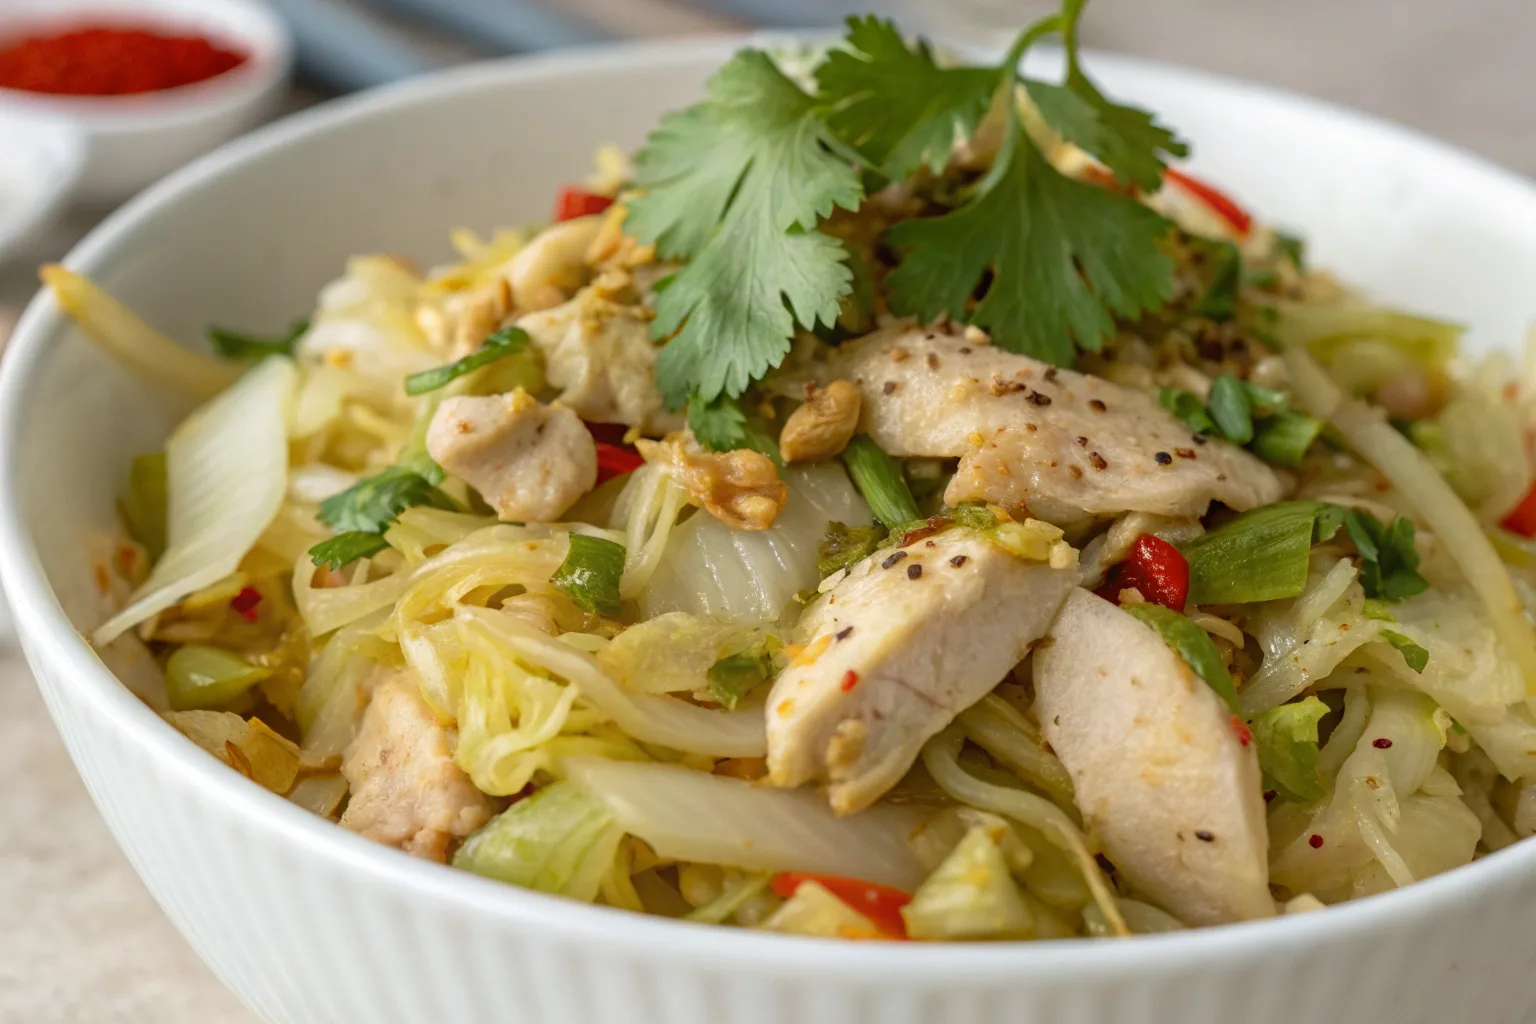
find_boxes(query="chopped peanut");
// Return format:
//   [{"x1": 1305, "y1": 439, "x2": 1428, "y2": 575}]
[
  {"x1": 638, "y1": 432, "x2": 787, "y2": 531},
  {"x1": 779, "y1": 379, "x2": 862, "y2": 463}
]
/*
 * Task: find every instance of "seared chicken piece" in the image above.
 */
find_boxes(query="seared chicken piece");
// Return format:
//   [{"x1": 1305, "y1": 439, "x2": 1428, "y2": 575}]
[
  {"x1": 340, "y1": 672, "x2": 492, "y2": 862},
  {"x1": 834, "y1": 325, "x2": 1284, "y2": 527},
  {"x1": 517, "y1": 283, "x2": 680, "y2": 433},
  {"x1": 767, "y1": 531, "x2": 1078, "y2": 814},
  {"x1": 426, "y1": 388, "x2": 597, "y2": 523},
  {"x1": 1033, "y1": 589, "x2": 1274, "y2": 926}
]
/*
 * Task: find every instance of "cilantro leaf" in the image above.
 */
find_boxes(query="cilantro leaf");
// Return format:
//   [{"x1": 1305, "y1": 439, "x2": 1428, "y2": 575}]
[
  {"x1": 404, "y1": 327, "x2": 529, "y2": 396},
  {"x1": 206, "y1": 318, "x2": 309, "y2": 361},
  {"x1": 309, "y1": 531, "x2": 390, "y2": 571},
  {"x1": 626, "y1": 51, "x2": 864, "y2": 406},
  {"x1": 886, "y1": 110, "x2": 1175, "y2": 365},
  {"x1": 1343, "y1": 509, "x2": 1429, "y2": 602},
  {"x1": 1024, "y1": 0, "x2": 1187, "y2": 191},
  {"x1": 686, "y1": 395, "x2": 781, "y2": 460},
  {"x1": 815, "y1": 16, "x2": 998, "y2": 181},
  {"x1": 1159, "y1": 388, "x2": 1215, "y2": 434}
]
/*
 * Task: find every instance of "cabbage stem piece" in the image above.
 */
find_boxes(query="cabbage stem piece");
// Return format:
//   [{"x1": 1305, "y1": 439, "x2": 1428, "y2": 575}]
[
  {"x1": 42, "y1": 264, "x2": 240, "y2": 399},
  {"x1": 1285, "y1": 349, "x2": 1536, "y2": 701}
]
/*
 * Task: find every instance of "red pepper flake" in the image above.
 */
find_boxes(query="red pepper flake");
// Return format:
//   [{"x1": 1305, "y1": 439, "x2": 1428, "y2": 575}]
[
  {"x1": 231, "y1": 586, "x2": 262, "y2": 622},
  {"x1": 840, "y1": 670, "x2": 860, "y2": 692},
  {"x1": 771, "y1": 873, "x2": 911, "y2": 939},
  {"x1": 898, "y1": 516, "x2": 951, "y2": 547},
  {"x1": 1372, "y1": 737, "x2": 1394, "y2": 749},
  {"x1": 0, "y1": 27, "x2": 247, "y2": 96},
  {"x1": 1230, "y1": 715, "x2": 1252, "y2": 747},
  {"x1": 554, "y1": 186, "x2": 614, "y2": 222},
  {"x1": 1308, "y1": 833, "x2": 1325, "y2": 849}
]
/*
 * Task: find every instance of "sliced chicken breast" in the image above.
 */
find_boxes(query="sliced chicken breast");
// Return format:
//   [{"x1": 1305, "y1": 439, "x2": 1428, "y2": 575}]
[
  {"x1": 1032, "y1": 589, "x2": 1274, "y2": 926},
  {"x1": 834, "y1": 324, "x2": 1284, "y2": 526},
  {"x1": 340, "y1": 671, "x2": 493, "y2": 862},
  {"x1": 767, "y1": 530, "x2": 1079, "y2": 814}
]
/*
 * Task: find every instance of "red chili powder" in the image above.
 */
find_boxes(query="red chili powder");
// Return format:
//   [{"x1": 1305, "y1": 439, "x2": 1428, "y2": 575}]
[{"x1": 0, "y1": 25, "x2": 246, "y2": 96}]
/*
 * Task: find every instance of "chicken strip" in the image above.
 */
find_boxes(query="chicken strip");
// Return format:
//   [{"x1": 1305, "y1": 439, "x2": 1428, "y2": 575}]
[
  {"x1": 767, "y1": 530, "x2": 1079, "y2": 814},
  {"x1": 1032, "y1": 589, "x2": 1274, "y2": 926},
  {"x1": 340, "y1": 672, "x2": 492, "y2": 862},
  {"x1": 426, "y1": 388, "x2": 596, "y2": 523},
  {"x1": 834, "y1": 325, "x2": 1284, "y2": 527}
]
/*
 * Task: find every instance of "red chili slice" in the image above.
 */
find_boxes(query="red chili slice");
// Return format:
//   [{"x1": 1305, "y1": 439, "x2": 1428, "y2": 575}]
[
  {"x1": 1164, "y1": 167, "x2": 1253, "y2": 236},
  {"x1": 1096, "y1": 534, "x2": 1190, "y2": 611},
  {"x1": 1500, "y1": 479, "x2": 1536, "y2": 537},
  {"x1": 554, "y1": 186, "x2": 614, "y2": 222},
  {"x1": 595, "y1": 443, "x2": 644, "y2": 485},
  {"x1": 770, "y1": 872, "x2": 912, "y2": 939}
]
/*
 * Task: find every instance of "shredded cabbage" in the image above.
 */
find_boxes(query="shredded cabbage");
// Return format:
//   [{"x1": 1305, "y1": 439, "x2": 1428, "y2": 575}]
[{"x1": 453, "y1": 781, "x2": 623, "y2": 902}]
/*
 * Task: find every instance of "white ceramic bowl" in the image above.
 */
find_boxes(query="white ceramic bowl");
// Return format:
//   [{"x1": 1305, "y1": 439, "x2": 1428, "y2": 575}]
[
  {"x1": 4, "y1": 39, "x2": 1536, "y2": 1024},
  {"x1": 0, "y1": 110, "x2": 84, "y2": 265},
  {"x1": 0, "y1": 0, "x2": 291, "y2": 202}
]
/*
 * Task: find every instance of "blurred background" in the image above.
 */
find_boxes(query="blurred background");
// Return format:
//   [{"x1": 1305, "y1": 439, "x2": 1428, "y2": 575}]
[{"x1": 0, "y1": 0, "x2": 1533, "y2": 1020}]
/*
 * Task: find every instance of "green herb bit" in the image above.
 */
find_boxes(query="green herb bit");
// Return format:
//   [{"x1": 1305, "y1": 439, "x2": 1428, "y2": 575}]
[
  {"x1": 1191, "y1": 240, "x2": 1241, "y2": 321},
  {"x1": 1249, "y1": 409, "x2": 1324, "y2": 468},
  {"x1": 841, "y1": 435, "x2": 921, "y2": 529},
  {"x1": 1206, "y1": 374, "x2": 1254, "y2": 445},
  {"x1": 1250, "y1": 695, "x2": 1329, "y2": 802},
  {"x1": 950, "y1": 502, "x2": 1002, "y2": 530},
  {"x1": 687, "y1": 394, "x2": 781, "y2": 460},
  {"x1": 1342, "y1": 509, "x2": 1429, "y2": 602},
  {"x1": 815, "y1": 15, "x2": 998, "y2": 182},
  {"x1": 707, "y1": 645, "x2": 775, "y2": 709},
  {"x1": 1361, "y1": 598, "x2": 1396, "y2": 622},
  {"x1": 551, "y1": 534, "x2": 626, "y2": 617},
  {"x1": 1275, "y1": 231, "x2": 1306, "y2": 270},
  {"x1": 1122, "y1": 602, "x2": 1239, "y2": 711},
  {"x1": 626, "y1": 50, "x2": 864, "y2": 408},
  {"x1": 206, "y1": 318, "x2": 309, "y2": 361},
  {"x1": 1381, "y1": 630, "x2": 1429, "y2": 673},
  {"x1": 1181, "y1": 500, "x2": 1340, "y2": 605},
  {"x1": 309, "y1": 531, "x2": 391, "y2": 572},
  {"x1": 404, "y1": 326, "x2": 529, "y2": 396},
  {"x1": 1158, "y1": 388, "x2": 1215, "y2": 435},
  {"x1": 818, "y1": 521, "x2": 886, "y2": 577},
  {"x1": 120, "y1": 450, "x2": 168, "y2": 561}
]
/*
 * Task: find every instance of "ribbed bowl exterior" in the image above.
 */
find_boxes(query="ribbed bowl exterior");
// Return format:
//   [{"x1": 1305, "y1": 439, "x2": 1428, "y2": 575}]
[{"x1": 8, "y1": 39, "x2": 1536, "y2": 1024}]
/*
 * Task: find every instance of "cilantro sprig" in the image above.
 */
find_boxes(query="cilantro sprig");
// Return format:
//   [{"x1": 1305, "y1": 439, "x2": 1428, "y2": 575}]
[
  {"x1": 625, "y1": 1, "x2": 1194, "y2": 446},
  {"x1": 207, "y1": 318, "x2": 309, "y2": 361},
  {"x1": 308, "y1": 464, "x2": 456, "y2": 570}
]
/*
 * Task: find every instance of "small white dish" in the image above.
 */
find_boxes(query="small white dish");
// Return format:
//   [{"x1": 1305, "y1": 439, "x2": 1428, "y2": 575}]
[
  {"x1": 0, "y1": 111, "x2": 84, "y2": 265},
  {"x1": 0, "y1": 0, "x2": 292, "y2": 202}
]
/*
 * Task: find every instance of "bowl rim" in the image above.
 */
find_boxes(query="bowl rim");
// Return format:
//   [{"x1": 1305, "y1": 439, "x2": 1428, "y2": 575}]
[
  {"x1": 0, "y1": 0, "x2": 292, "y2": 126},
  {"x1": 0, "y1": 110, "x2": 85, "y2": 261},
  {"x1": 4, "y1": 34, "x2": 1536, "y2": 978}
]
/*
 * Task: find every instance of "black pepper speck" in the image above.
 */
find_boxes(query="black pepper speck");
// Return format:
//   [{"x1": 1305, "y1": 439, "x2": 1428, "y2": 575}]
[
  {"x1": 949, "y1": 554, "x2": 968, "y2": 567},
  {"x1": 1155, "y1": 451, "x2": 1173, "y2": 465},
  {"x1": 1089, "y1": 452, "x2": 1108, "y2": 470},
  {"x1": 907, "y1": 563, "x2": 923, "y2": 580},
  {"x1": 882, "y1": 551, "x2": 907, "y2": 570},
  {"x1": 1194, "y1": 830, "x2": 1215, "y2": 843},
  {"x1": 1089, "y1": 399, "x2": 1107, "y2": 412},
  {"x1": 1027, "y1": 391, "x2": 1052, "y2": 406},
  {"x1": 835, "y1": 626, "x2": 853, "y2": 641},
  {"x1": 882, "y1": 381, "x2": 897, "y2": 395}
]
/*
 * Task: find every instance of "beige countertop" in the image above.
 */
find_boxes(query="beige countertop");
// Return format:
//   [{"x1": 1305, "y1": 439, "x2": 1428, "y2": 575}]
[{"x1": 2, "y1": 2, "x2": 1533, "y2": 1019}]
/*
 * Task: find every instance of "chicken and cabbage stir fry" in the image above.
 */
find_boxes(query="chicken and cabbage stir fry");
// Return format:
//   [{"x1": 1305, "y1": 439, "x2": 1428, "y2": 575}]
[{"x1": 61, "y1": 3, "x2": 1536, "y2": 940}]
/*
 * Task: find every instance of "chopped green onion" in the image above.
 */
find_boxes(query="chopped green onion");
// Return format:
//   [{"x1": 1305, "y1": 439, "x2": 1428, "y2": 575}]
[
  {"x1": 165, "y1": 644, "x2": 272, "y2": 712},
  {"x1": 1382, "y1": 630, "x2": 1429, "y2": 673},
  {"x1": 1206, "y1": 374, "x2": 1254, "y2": 445},
  {"x1": 841, "y1": 435, "x2": 920, "y2": 529},
  {"x1": 1275, "y1": 231, "x2": 1306, "y2": 270},
  {"x1": 551, "y1": 534, "x2": 626, "y2": 617},
  {"x1": 1122, "y1": 602, "x2": 1239, "y2": 711},
  {"x1": 120, "y1": 451, "x2": 168, "y2": 560},
  {"x1": 1250, "y1": 695, "x2": 1328, "y2": 802},
  {"x1": 404, "y1": 326, "x2": 529, "y2": 396},
  {"x1": 817, "y1": 521, "x2": 886, "y2": 577},
  {"x1": 206, "y1": 318, "x2": 309, "y2": 361},
  {"x1": 1249, "y1": 409, "x2": 1324, "y2": 467},
  {"x1": 707, "y1": 646, "x2": 774, "y2": 709},
  {"x1": 1158, "y1": 388, "x2": 1216, "y2": 435},
  {"x1": 1180, "y1": 501, "x2": 1338, "y2": 605}
]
